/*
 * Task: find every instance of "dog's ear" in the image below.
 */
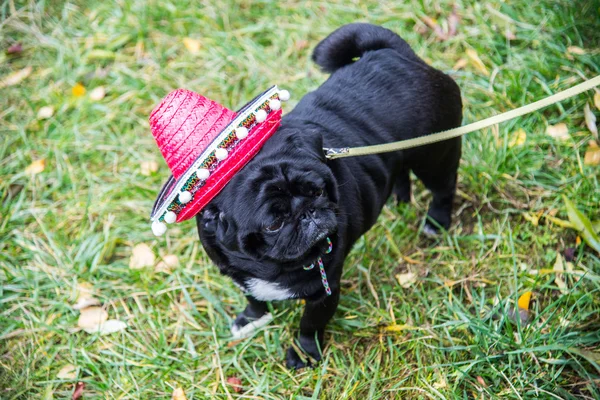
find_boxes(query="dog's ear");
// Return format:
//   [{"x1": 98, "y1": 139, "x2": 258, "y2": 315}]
[
  {"x1": 197, "y1": 205, "x2": 223, "y2": 237},
  {"x1": 286, "y1": 130, "x2": 326, "y2": 161}
]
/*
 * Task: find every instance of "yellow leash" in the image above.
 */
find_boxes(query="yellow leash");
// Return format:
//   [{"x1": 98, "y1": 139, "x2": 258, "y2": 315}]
[{"x1": 324, "y1": 75, "x2": 600, "y2": 160}]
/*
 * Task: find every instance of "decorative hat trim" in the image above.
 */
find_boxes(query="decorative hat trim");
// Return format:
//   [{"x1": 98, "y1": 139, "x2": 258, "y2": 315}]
[{"x1": 150, "y1": 85, "x2": 290, "y2": 236}]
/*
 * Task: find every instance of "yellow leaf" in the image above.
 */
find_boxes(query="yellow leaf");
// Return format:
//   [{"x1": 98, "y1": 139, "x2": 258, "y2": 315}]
[
  {"x1": 395, "y1": 272, "x2": 417, "y2": 288},
  {"x1": 453, "y1": 58, "x2": 468, "y2": 70},
  {"x1": 384, "y1": 324, "x2": 417, "y2": 332},
  {"x1": 57, "y1": 364, "x2": 77, "y2": 380},
  {"x1": 465, "y1": 48, "x2": 489, "y2": 76},
  {"x1": 584, "y1": 143, "x2": 600, "y2": 166},
  {"x1": 594, "y1": 91, "x2": 600, "y2": 111},
  {"x1": 172, "y1": 388, "x2": 187, "y2": 400},
  {"x1": 25, "y1": 159, "x2": 45, "y2": 174},
  {"x1": 77, "y1": 306, "x2": 108, "y2": 329},
  {"x1": 567, "y1": 46, "x2": 586, "y2": 55},
  {"x1": 0, "y1": 66, "x2": 32, "y2": 88},
  {"x1": 129, "y1": 243, "x2": 155, "y2": 269},
  {"x1": 72, "y1": 83, "x2": 86, "y2": 97},
  {"x1": 155, "y1": 254, "x2": 178, "y2": 273},
  {"x1": 508, "y1": 128, "x2": 527, "y2": 147},
  {"x1": 517, "y1": 291, "x2": 532, "y2": 310},
  {"x1": 522, "y1": 212, "x2": 539, "y2": 226},
  {"x1": 140, "y1": 160, "x2": 159, "y2": 176},
  {"x1": 584, "y1": 103, "x2": 598, "y2": 140},
  {"x1": 576, "y1": 236, "x2": 581, "y2": 246},
  {"x1": 544, "y1": 215, "x2": 575, "y2": 229},
  {"x1": 182, "y1": 38, "x2": 201, "y2": 54},
  {"x1": 546, "y1": 123, "x2": 570, "y2": 141},
  {"x1": 37, "y1": 106, "x2": 54, "y2": 120},
  {"x1": 89, "y1": 86, "x2": 106, "y2": 101}
]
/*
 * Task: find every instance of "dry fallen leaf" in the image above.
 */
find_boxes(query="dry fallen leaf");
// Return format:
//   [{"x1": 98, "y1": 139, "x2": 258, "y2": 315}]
[
  {"x1": 448, "y1": 5, "x2": 460, "y2": 37},
  {"x1": 396, "y1": 271, "x2": 417, "y2": 288},
  {"x1": 476, "y1": 375, "x2": 488, "y2": 388},
  {"x1": 0, "y1": 66, "x2": 32, "y2": 88},
  {"x1": 83, "y1": 319, "x2": 127, "y2": 335},
  {"x1": 584, "y1": 142, "x2": 600, "y2": 166},
  {"x1": 37, "y1": 106, "x2": 54, "y2": 120},
  {"x1": 7, "y1": 43, "x2": 23, "y2": 55},
  {"x1": 72, "y1": 83, "x2": 86, "y2": 97},
  {"x1": 584, "y1": 103, "x2": 598, "y2": 140},
  {"x1": 227, "y1": 377, "x2": 243, "y2": 393},
  {"x1": 172, "y1": 387, "x2": 187, "y2": 400},
  {"x1": 508, "y1": 128, "x2": 527, "y2": 148},
  {"x1": 504, "y1": 27, "x2": 517, "y2": 41},
  {"x1": 594, "y1": 91, "x2": 600, "y2": 111},
  {"x1": 77, "y1": 282, "x2": 94, "y2": 298},
  {"x1": 546, "y1": 123, "x2": 570, "y2": 141},
  {"x1": 25, "y1": 159, "x2": 46, "y2": 175},
  {"x1": 77, "y1": 306, "x2": 108, "y2": 329},
  {"x1": 522, "y1": 211, "x2": 542, "y2": 227},
  {"x1": 465, "y1": 48, "x2": 489, "y2": 76},
  {"x1": 507, "y1": 307, "x2": 530, "y2": 325},
  {"x1": 182, "y1": 38, "x2": 201, "y2": 54},
  {"x1": 567, "y1": 46, "x2": 586, "y2": 55},
  {"x1": 553, "y1": 254, "x2": 567, "y2": 294},
  {"x1": 453, "y1": 58, "x2": 468, "y2": 70},
  {"x1": 140, "y1": 160, "x2": 159, "y2": 176},
  {"x1": 129, "y1": 243, "x2": 156, "y2": 269},
  {"x1": 89, "y1": 86, "x2": 106, "y2": 101},
  {"x1": 6, "y1": 183, "x2": 24, "y2": 200},
  {"x1": 57, "y1": 364, "x2": 77, "y2": 380},
  {"x1": 73, "y1": 282, "x2": 101, "y2": 310},
  {"x1": 294, "y1": 40, "x2": 309, "y2": 51},
  {"x1": 156, "y1": 254, "x2": 179, "y2": 273},
  {"x1": 384, "y1": 323, "x2": 417, "y2": 332},
  {"x1": 73, "y1": 297, "x2": 101, "y2": 310},
  {"x1": 517, "y1": 291, "x2": 532, "y2": 310},
  {"x1": 72, "y1": 382, "x2": 85, "y2": 400},
  {"x1": 421, "y1": 16, "x2": 446, "y2": 40}
]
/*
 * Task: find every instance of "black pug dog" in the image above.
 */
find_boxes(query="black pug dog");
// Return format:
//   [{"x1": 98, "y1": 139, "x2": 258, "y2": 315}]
[{"x1": 197, "y1": 23, "x2": 462, "y2": 369}]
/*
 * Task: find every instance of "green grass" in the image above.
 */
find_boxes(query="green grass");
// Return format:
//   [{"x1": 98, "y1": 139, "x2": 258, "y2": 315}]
[{"x1": 1, "y1": 0, "x2": 600, "y2": 398}]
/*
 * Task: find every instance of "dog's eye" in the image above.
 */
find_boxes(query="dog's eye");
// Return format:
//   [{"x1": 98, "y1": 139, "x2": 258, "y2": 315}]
[
  {"x1": 315, "y1": 188, "x2": 324, "y2": 197},
  {"x1": 264, "y1": 219, "x2": 284, "y2": 233}
]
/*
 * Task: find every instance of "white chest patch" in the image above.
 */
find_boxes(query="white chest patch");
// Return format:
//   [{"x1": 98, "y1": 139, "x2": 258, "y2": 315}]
[{"x1": 245, "y1": 278, "x2": 294, "y2": 301}]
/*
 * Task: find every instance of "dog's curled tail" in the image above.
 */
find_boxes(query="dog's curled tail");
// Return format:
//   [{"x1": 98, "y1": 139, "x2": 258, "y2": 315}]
[{"x1": 312, "y1": 23, "x2": 419, "y2": 73}]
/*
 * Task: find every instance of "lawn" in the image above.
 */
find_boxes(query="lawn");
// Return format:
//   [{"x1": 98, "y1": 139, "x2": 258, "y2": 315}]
[{"x1": 1, "y1": 0, "x2": 600, "y2": 398}]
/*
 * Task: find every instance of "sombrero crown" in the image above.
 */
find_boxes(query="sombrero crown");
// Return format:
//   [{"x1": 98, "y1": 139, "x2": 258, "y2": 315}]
[{"x1": 149, "y1": 85, "x2": 290, "y2": 236}]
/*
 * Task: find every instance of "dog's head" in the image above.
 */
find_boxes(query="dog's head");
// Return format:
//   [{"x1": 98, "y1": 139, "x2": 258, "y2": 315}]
[{"x1": 197, "y1": 128, "x2": 338, "y2": 277}]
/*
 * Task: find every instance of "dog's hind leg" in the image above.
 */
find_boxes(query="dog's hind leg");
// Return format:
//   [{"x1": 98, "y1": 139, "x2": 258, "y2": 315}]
[
  {"x1": 412, "y1": 163, "x2": 458, "y2": 236},
  {"x1": 410, "y1": 139, "x2": 461, "y2": 235},
  {"x1": 392, "y1": 168, "x2": 411, "y2": 204}
]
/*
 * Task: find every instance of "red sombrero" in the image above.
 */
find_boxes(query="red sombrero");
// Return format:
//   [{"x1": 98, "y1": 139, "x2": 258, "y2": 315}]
[{"x1": 149, "y1": 85, "x2": 290, "y2": 236}]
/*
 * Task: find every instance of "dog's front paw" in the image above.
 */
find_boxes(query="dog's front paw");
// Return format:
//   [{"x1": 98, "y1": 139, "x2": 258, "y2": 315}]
[
  {"x1": 423, "y1": 221, "x2": 440, "y2": 237},
  {"x1": 231, "y1": 312, "x2": 273, "y2": 339},
  {"x1": 286, "y1": 346, "x2": 310, "y2": 369}
]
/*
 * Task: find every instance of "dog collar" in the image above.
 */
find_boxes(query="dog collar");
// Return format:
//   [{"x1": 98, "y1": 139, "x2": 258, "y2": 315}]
[
  {"x1": 149, "y1": 86, "x2": 291, "y2": 236},
  {"x1": 303, "y1": 237, "x2": 333, "y2": 296}
]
